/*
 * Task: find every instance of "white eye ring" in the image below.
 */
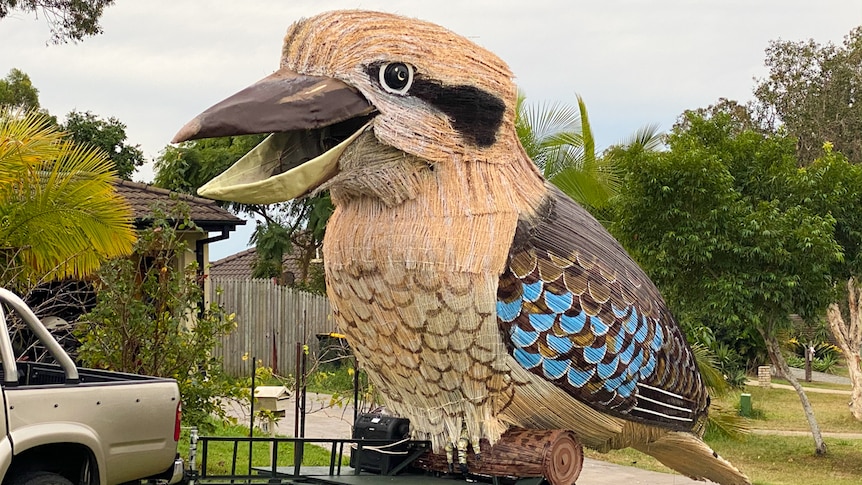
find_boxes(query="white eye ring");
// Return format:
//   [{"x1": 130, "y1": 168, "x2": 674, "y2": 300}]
[{"x1": 379, "y1": 62, "x2": 414, "y2": 95}]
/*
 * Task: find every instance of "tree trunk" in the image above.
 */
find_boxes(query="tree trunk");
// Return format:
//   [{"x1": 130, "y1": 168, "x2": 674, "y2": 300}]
[
  {"x1": 760, "y1": 328, "x2": 828, "y2": 454},
  {"x1": 413, "y1": 428, "x2": 583, "y2": 485},
  {"x1": 826, "y1": 277, "x2": 862, "y2": 421}
]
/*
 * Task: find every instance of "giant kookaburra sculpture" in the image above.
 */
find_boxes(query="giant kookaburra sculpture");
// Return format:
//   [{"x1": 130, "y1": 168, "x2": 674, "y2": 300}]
[{"x1": 174, "y1": 10, "x2": 749, "y2": 484}]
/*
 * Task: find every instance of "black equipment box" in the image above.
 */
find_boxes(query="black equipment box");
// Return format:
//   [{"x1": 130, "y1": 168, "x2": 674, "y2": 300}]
[{"x1": 350, "y1": 413, "x2": 411, "y2": 474}]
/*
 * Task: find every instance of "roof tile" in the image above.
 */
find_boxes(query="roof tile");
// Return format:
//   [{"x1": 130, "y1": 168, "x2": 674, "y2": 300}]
[
  {"x1": 209, "y1": 247, "x2": 305, "y2": 280},
  {"x1": 115, "y1": 180, "x2": 244, "y2": 231}
]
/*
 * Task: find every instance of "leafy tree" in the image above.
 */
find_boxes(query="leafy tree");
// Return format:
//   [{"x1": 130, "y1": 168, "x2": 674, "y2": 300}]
[
  {"x1": 155, "y1": 135, "x2": 328, "y2": 292},
  {"x1": 0, "y1": 68, "x2": 40, "y2": 111},
  {"x1": 155, "y1": 135, "x2": 266, "y2": 207},
  {"x1": 753, "y1": 26, "x2": 862, "y2": 165},
  {"x1": 790, "y1": 145, "x2": 862, "y2": 419},
  {"x1": 247, "y1": 194, "x2": 330, "y2": 294},
  {"x1": 0, "y1": 0, "x2": 116, "y2": 44},
  {"x1": 61, "y1": 110, "x2": 144, "y2": 180},
  {"x1": 611, "y1": 108, "x2": 842, "y2": 454},
  {"x1": 2, "y1": 72, "x2": 143, "y2": 179},
  {"x1": 249, "y1": 220, "x2": 291, "y2": 280},
  {"x1": 0, "y1": 108, "x2": 135, "y2": 283},
  {"x1": 75, "y1": 204, "x2": 244, "y2": 428}
]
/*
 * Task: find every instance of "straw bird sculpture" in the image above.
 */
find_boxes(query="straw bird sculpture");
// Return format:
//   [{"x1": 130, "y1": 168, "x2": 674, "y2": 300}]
[{"x1": 174, "y1": 10, "x2": 749, "y2": 485}]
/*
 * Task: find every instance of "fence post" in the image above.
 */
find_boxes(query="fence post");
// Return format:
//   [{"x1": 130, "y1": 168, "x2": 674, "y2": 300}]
[{"x1": 757, "y1": 365, "x2": 771, "y2": 388}]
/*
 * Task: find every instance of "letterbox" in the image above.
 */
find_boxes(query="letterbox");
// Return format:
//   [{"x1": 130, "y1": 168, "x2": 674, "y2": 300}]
[{"x1": 254, "y1": 386, "x2": 291, "y2": 412}]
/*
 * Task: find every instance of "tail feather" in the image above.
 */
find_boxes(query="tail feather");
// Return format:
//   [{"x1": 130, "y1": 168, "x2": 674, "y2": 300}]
[{"x1": 632, "y1": 431, "x2": 750, "y2": 485}]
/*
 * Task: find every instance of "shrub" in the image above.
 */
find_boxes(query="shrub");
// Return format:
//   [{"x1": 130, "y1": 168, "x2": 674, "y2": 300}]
[
  {"x1": 813, "y1": 354, "x2": 840, "y2": 374},
  {"x1": 787, "y1": 338, "x2": 842, "y2": 361},
  {"x1": 725, "y1": 369, "x2": 749, "y2": 388},
  {"x1": 76, "y1": 202, "x2": 246, "y2": 429}
]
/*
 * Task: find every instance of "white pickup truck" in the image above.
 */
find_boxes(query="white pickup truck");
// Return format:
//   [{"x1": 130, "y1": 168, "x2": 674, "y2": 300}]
[{"x1": 0, "y1": 288, "x2": 184, "y2": 485}]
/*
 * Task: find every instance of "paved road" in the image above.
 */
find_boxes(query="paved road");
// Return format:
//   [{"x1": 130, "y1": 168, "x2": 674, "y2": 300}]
[
  {"x1": 746, "y1": 365, "x2": 853, "y2": 394},
  {"x1": 786, "y1": 366, "x2": 852, "y2": 386},
  {"x1": 744, "y1": 379, "x2": 851, "y2": 394},
  {"x1": 749, "y1": 428, "x2": 862, "y2": 439}
]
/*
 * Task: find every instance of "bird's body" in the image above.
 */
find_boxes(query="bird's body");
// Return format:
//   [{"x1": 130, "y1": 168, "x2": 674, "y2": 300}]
[
  {"x1": 174, "y1": 10, "x2": 750, "y2": 484},
  {"x1": 323, "y1": 130, "x2": 545, "y2": 449}
]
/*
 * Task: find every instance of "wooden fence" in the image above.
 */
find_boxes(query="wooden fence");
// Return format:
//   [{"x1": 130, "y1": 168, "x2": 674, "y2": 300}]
[{"x1": 209, "y1": 278, "x2": 336, "y2": 377}]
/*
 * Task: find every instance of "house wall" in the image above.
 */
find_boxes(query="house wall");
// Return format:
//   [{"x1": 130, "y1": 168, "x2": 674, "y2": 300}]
[
  {"x1": 178, "y1": 232, "x2": 200, "y2": 273},
  {"x1": 177, "y1": 231, "x2": 209, "y2": 328}
]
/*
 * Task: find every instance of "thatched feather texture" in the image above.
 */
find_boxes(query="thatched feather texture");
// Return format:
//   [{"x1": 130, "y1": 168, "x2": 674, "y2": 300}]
[
  {"x1": 293, "y1": 10, "x2": 746, "y2": 484},
  {"x1": 281, "y1": 10, "x2": 525, "y2": 169},
  {"x1": 177, "y1": 9, "x2": 751, "y2": 484}
]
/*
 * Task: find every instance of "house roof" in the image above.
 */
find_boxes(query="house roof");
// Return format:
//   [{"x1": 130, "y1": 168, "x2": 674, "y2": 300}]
[
  {"x1": 209, "y1": 247, "x2": 304, "y2": 281},
  {"x1": 115, "y1": 180, "x2": 245, "y2": 232}
]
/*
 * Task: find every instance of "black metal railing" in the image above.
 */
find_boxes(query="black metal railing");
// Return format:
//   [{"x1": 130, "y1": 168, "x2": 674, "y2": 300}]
[{"x1": 187, "y1": 429, "x2": 431, "y2": 485}]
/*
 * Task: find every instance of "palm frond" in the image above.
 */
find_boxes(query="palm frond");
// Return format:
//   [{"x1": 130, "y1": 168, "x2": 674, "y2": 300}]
[
  {"x1": 516, "y1": 92, "x2": 585, "y2": 178},
  {"x1": 619, "y1": 122, "x2": 664, "y2": 151},
  {"x1": 527, "y1": 101, "x2": 581, "y2": 140},
  {"x1": 0, "y1": 107, "x2": 64, "y2": 184},
  {"x1": 515, "y1": 93, "x2": 624, "y2": 209},
  {"x1": 690, "y1": 343, "x2": 750, "y2": 440},
  {"x1": 705, "y1": 402, "x2": 750, "y2": 440},
  {"x1": 691, "y1": 342, "x2": 730, "y2": 395},
  {"x1": 1, "y1": 109, "x2": 135, "y2": 281},
  {"x1": 550, "y1": 164, "x2": 616, "y2": 210},
  {"x1": 576, "y1": 94, "x2": 596, "y2": 165}
]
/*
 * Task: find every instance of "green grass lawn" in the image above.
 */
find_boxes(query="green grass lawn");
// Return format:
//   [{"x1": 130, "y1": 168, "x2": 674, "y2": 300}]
[
  {"x1": 586, "y1": 433, "x2": 862, "y2": 485},
  {"x1": 587, "y1": 382, "x2": 862, "y2": 484},
  {"x1": 715, "y1": 384, "x2": 862, "y2": 433},
  {"x1": 181, "y1": 420, "x2": 348, "y2": 477},
  {"x1": 714, "y1": 434, "x2": 862, "y2": 485}
]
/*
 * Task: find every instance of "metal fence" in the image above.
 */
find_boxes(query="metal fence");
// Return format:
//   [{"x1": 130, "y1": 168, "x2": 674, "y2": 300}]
[{"x1": 209, "y1": 278, "x2": 336, "y2": 378}]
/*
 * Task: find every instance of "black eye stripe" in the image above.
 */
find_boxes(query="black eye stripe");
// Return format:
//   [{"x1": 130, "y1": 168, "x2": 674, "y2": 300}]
[
  {"x1": 411, "y1": 79, "x2": 505, "y2": 148},
  {"x1": 364, "y1": 63, "x2": 506, "y2": 147}
]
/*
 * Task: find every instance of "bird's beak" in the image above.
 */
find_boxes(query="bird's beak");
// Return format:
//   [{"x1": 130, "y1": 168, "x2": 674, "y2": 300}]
[{"x1": 172, "y1": 68, "x2": 375, "y2": 204}]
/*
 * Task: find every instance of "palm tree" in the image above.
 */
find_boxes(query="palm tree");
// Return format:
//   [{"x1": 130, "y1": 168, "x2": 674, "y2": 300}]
[
  {"x1": 515, "y1": 92, "x2": 620, "y2": 210},
  {"x1": 0, "y1": 108, "x2": 135, "y2": 283},
  {"x1": 515, "y1": 93, "x2": 668, "y2": 214}
]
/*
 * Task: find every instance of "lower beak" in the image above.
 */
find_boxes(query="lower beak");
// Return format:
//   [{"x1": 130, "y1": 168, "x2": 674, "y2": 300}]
[{"x1": 172, "y1": 68, "x2": 375, "y2": 204}]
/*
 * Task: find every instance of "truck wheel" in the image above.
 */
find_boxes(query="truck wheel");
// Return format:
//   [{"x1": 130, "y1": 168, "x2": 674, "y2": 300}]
[{"x1": 9, "y1": 472, "x2": 74, "y2": 485}]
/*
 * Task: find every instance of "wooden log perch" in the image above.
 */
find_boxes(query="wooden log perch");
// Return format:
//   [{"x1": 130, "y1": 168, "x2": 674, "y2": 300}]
[{"x1": 412, "y1": 428, "x2": 583, "y2": 485}]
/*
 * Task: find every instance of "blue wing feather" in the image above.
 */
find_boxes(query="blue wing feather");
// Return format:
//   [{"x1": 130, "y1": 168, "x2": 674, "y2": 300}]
[{"x1": 496, "y1": 184, "x2": 708, "y2": 430}]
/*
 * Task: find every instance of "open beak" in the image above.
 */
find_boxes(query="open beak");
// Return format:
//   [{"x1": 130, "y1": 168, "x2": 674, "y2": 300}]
[{"x1": 172, "y1": 68, "x2": 375, "y2": 204}]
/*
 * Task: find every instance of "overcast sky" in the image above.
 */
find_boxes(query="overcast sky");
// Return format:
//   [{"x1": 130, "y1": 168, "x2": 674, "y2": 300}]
[{"x1": 2, "y1": 1, "x2": 860, "y2": 259}]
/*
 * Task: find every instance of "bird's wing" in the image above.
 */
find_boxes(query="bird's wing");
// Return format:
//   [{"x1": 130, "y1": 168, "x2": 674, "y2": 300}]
[{"x1": 497, "y1": 184, "x2": 708, "y2": 431}]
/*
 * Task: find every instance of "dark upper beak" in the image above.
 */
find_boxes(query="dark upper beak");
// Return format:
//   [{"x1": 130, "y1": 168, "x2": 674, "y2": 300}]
[
  {"x1": 171, "y1": 68, "x2": 376, "y2": 204},
  {"x1": 172, "y1": 67, "x2": 374, "y2": 143}
]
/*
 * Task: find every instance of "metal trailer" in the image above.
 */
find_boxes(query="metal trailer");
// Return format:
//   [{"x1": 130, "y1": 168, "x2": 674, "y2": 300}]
[{"x1": 185, "y1": 428, "x2": 547, "y2": 485}]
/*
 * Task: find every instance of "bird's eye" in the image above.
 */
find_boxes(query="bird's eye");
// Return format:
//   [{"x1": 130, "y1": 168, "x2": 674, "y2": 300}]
[{"x1": 379, "y1": 62, "x2": 414, "y2": 94}]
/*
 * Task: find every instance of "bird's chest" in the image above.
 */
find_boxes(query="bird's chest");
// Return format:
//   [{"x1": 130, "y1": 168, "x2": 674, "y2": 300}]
[{"x1": 322, "y1": 197, "x2": 518, "y2": 409}]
